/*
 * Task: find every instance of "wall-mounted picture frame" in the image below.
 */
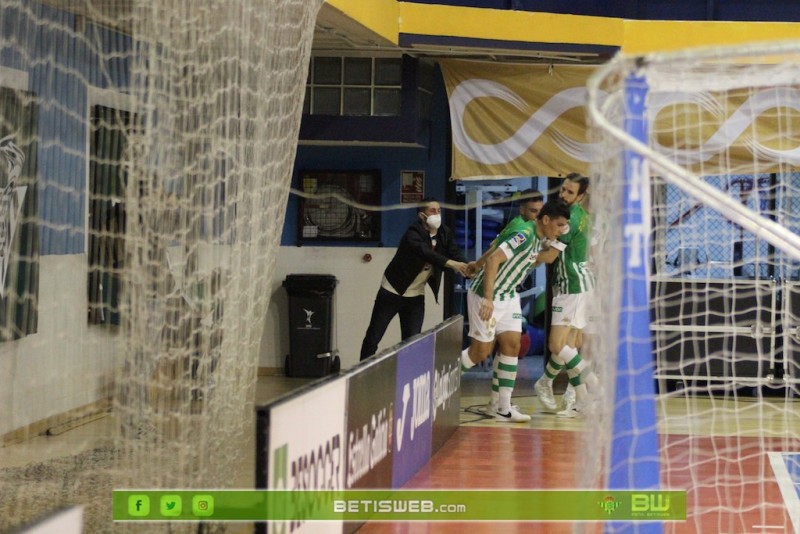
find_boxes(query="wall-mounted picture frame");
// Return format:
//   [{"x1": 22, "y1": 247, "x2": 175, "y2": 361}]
[{"x1": 400, "y1": 170, "x2": 424, "y2": 204}]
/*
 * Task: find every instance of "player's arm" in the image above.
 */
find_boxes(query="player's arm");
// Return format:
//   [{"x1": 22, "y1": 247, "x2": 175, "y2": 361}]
[
  {"x1": 534, "y1": 247, "x2": 561, "y2": 266},
  {"x1": 467, "y1": 242, "x2": 498, "y2": 276},
  {"x1": 407, "y1": 227, "x2": 467, "y2": 274},
  {"x1": 441, "y1": 227, "x2": 470, "y2": 275},
  {"x1": 535, "y1": 237, "x2": 566, "y2": 266},
  {"x1": 478, "y1": 248, "x2": 508, "y2": 321}
]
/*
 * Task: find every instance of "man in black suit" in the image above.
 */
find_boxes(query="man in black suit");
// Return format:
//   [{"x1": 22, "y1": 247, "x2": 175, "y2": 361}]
[{"x1": 360, "y1": 198, "x2": 468, "y2": 361}]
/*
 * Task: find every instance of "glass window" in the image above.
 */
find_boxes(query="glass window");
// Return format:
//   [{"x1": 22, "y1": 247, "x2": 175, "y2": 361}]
[
  {"x1": 306, "y1": 56, "x2": 404, "y2": 116},
  {"x1": 374, "y1": 88, "x2": 401, "y2": 116},
  {"x1": 374, "y1": 58, "x2": 402, "y2": 86},
  {"x1": 343, "y1": 88, "x2": 371, "y2": 116},
  {"x1": 313, "y1": 57, "x2": 341, "y2": 85},
  {"x1": 313, "y1": 87, "x2": 341, "y2": 115},
  {"x1": 344, "y1": 57, "x2": 371, "y2": 85},
  {"x1": 89, "y1": 105, "x2": 134, "y2": 326}
]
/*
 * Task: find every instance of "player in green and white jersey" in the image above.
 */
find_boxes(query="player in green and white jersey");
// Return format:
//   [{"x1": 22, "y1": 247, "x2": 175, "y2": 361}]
[
  {"x1": 534, "y1": 174, "x2": 600, "y2": 418},
  {"x1": 461, "y1": 196, "x2": 570, "y2": 423},
  {"x1": 553, "y1": 189, "x2": 595, "y2": 296}
]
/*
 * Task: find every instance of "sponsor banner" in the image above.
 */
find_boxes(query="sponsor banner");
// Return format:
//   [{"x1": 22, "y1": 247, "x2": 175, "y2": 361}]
[
  {"x1": 442, "y1": 59, "x2": 797, "y2": 180},
  {"x1": 431, "y1": 317, "x2": 462, "y2": 454},
  {"x1": 267, "y1": 377, "x2": 347, "y2": 534},
  {"x1": 441, "y1": 60, "x2": 596, "y2": 179},
  {"x1": 344, "y1": 356, "x2": 395, "y2": 490},
  {"x1": 113, "y1": 490, "x2": 687, "y2": 521},
  {"x1": 392, "y1": 335, "x2": 435, "y2": 488}
]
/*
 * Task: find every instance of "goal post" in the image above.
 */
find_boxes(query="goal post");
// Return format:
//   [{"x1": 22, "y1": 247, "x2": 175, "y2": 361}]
[
  {"x1": 609, "y1": 72, "x2": 662, "y2": 494},
  {"x1": 587, "y1": 42, "x2": 800, "y2": 533}
]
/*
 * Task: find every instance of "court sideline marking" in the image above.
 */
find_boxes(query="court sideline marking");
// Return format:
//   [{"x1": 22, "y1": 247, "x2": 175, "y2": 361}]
[{"x1": 767, "y1": 451, "x2": 800, "y2": 534}]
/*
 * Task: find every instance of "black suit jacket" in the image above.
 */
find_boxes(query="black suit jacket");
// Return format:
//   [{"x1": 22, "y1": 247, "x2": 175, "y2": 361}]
[{"x1": 383, "y1": 221, "x2": 466, "y2": 303}]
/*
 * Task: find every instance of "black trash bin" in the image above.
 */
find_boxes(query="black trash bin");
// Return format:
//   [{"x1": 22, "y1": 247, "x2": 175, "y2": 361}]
[{"x1": 282, "y1": 274, "x2": 340, "y2": 377}]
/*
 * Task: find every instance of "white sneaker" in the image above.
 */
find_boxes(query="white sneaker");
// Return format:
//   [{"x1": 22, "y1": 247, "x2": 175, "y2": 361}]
[
  {"x1": 484, "y1": 400, "x2": 519, "y2": 414},
  {"x1": 556, "y1": 397, "x2": 587, "y2": 419},
  {"x1": 495, "y1": 406, "x2": 531, "y2": 423},
  {"x1": 534, "y1": 377, "x2": 557, "y2": 410},
  {"x1": 562, "y1": 384, "x2": 576, "y2": 411},
  {"x1": 556, "y1": 406, "x2": 581, "y2": 418}
]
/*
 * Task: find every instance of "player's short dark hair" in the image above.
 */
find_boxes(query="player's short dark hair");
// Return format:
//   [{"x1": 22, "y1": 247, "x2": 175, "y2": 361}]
[
  {"x1": 565, "y1": 172, "x2": 590, "y2": 195},
  {"x1": 538, "y1": 198, "x2": 571, "y2": 221},
  {"x1": 418, "y1": 197, "x2": 439, "y2": 213},
  {"x1": 518, "y1": 188, "x2": 544, "y2": 205}
]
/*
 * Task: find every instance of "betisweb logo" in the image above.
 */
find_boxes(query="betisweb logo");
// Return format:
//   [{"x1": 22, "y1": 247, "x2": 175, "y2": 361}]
[
  {"x1": 346, "y1": 403, "x2": 392, "y2": 488},
  {"x1": 598, "y1": 495, "x2": 620, "y2": 515},
  {"x1": 395, "y1": 371, "x2": 430, "y2": 451},
  {"x1": 271, "y1": 433, "x2": 342, "y2": 533},
  {"x1": 433, "y1": 360, "x2": 459, "y2": 422},
  {"x1": 631, "y1": 493, "x2": 671, "y2": 518},
  {"x1": 0, "y1": 135, "x2": 26, "y2": 298}
]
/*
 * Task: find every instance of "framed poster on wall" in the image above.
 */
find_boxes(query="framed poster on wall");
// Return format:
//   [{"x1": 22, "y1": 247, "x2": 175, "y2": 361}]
[
  {"x1": 400, "y1": 170, "x2": 424, "y2": 204},
  {"x1": 298, "y1": 169, "x2": 381, "y2": 242}
]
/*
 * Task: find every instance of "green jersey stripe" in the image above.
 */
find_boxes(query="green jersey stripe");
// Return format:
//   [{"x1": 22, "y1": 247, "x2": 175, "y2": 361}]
[
  {"x1": 471, "y1": 216, "x2": 543, "y2": 301},
  {"x1": 554, "y1": 203, "x2": 596, "y2": 294}
]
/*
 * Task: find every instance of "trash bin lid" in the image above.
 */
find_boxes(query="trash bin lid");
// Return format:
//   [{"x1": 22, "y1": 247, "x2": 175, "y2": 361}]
[{"x1": 283, "y1": 274, "x2": 338, "y2": 293}]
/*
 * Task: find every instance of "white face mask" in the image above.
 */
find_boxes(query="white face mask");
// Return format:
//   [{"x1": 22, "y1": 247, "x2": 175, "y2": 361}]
[{"x1": 426, "y1": 213, "x2": 442, "y2": 230}]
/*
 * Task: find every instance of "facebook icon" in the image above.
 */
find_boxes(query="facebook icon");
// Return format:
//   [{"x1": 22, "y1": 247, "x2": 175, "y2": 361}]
[{"x1": 128, "y1": 495, "x2": 150, "y2": 516}]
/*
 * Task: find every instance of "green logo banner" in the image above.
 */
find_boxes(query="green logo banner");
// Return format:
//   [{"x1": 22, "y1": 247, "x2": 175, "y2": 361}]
[{"x1": 113, "y1": 490, "x2": 686, "y2": 522}]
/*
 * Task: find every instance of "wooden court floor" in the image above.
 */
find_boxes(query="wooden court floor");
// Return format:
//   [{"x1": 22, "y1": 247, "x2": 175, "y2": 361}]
[
  {"x1": 359, "y1": 362, "x2": 800, "y2": 534},
  {"x1": 2, "y1": 359, "x2": 799, "y2": 533}
]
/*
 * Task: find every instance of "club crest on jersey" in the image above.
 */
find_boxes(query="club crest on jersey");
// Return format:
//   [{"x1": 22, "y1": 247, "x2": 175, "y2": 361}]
[{"x1": 508, "y1": 232, "x2": 528, "y2": 249}]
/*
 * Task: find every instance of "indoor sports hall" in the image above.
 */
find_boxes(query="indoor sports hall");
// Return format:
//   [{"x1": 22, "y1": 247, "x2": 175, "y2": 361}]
[{"x1": 2, "y1": 2, "x2": 800, "y2": 533}]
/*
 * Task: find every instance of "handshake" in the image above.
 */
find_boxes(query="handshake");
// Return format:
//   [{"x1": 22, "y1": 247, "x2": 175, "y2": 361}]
[{"x1": 445, "y1": 260, "x2": 479, "y2": 278}]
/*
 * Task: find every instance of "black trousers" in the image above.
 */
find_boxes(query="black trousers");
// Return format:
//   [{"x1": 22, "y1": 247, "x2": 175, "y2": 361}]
[{"x1": 360, "y1": 287, "x2": 425, "y2": 361}]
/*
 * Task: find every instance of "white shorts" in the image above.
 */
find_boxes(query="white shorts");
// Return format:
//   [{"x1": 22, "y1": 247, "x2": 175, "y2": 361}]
[
  {"x1": 582, "y1": 292, "x2": 601, "y2": 335},
  {"x1": 551, "y1": 289, "x2": 595, "y2": 330},
  {"x1": 466, "y1": 290, "x2": 522, "y2": 343}
]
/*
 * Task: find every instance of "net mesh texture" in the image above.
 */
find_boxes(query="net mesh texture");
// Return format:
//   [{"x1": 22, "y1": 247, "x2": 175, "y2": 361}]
[
  {"x1": 586, "y1": 43, "x2": 800, "y2": 533},
  {"x1": 0, "y1": 0, "x2": 323, "y2": 531}
]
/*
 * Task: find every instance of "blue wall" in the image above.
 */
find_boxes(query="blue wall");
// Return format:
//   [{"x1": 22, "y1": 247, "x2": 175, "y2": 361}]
[
  {"x1": 1, "y1": 0, "x2": 131, "y2": 255},
  {"x1": 282, "y1": 65, "x2": 452, "y2": 248}
]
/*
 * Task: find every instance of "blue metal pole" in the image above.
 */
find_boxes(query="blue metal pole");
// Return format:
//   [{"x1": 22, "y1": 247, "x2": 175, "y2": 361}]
[{"x1": 605, "y1": 72, "x2": 662, "y2": 534}]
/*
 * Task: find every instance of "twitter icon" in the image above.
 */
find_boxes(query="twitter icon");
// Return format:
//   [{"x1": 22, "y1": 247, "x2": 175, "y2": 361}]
[{"x1": 160, "y1": 495, "x2": 182, "y2": 517}]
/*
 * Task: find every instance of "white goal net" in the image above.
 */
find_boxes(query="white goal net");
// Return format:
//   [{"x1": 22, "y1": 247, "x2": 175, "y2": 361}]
[
  {"x1": 587, "y1": 42, "x2": 800, "y2": 532},
  {"x1": 0, "y1": 0, "x2": 322, "y2": 532}
]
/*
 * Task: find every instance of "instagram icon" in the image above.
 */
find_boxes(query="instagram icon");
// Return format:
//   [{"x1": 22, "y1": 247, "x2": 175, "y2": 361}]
[{"x1": 192, "y1": 495, "x2": 214, "y2": 516}]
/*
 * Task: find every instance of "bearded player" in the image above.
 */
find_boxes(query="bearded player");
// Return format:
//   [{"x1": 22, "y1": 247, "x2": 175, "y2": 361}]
[{"x1": 534, "y1": 173, "x2": 600, "y2": 417}]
